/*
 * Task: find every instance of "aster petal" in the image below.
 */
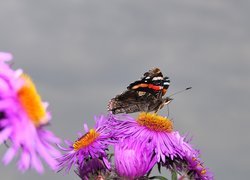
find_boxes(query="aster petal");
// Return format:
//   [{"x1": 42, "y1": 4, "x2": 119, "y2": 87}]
[
  {"x1": 36, "y1": 142, "x2": 58, "y2": 170},
  {"x1": 30, "y1": 151, "x2": 44, "y2": 174},
  {"x1": 77, "y1": 132, "x2": 83, "y2": 138},
  {"x1": 0, "y1": 127, "x2": 12, "y2": 144},
  {"x1": 57, "y1": 144, "x2": 72, "y2": 151},
  {"x1": 102, "y1": 156, "x2": 111, "y2": 170},
  {"x1": 64, "y1": 140, "x2": 73, "y2": 146},
  {"x1": 0, "y1": 120, "x2": 9, "y2": 127},
  {"x1": 0, "y1": 52, "x2": 12, "y2": 62},
  {"x1": 38, "y1": 129, "x2": 61, "y2": 144},
  {"x1": 18, "y1": 150, "x2": 31, "y2": 172},
  {"x1": 84, "y1": 123, "x2": 88, "y2": 132},
  {"x1": 14, "y1": 69, "x2": 23, "y2": 78},
  {"x1": 3, "y1": 146, "x2": 18, "y2": 165},
  {"x1": 0, "y1": 99, "x2": 14, "y2": 109}
]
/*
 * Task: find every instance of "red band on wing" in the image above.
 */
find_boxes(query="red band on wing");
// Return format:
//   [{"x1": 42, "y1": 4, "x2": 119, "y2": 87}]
[
  {"x1": 148, "y1": 84, "x2": 163, "y2": 91},
  {"x1": 131, "y1": 83, "x2": 149, "y2": 89},
  {"x1": 132, "y1": 83, "x2": 163, "y2": 91}
]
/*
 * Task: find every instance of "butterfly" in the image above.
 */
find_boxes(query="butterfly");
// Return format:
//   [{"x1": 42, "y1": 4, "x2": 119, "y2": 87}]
[{"x1": 108, "y1": 68, "x2": 172, "y2": 114}]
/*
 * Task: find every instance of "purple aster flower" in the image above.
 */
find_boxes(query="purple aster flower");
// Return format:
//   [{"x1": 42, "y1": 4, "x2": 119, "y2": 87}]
[
  {"x1": 115, "y1": 137, "x2": 157, "y2": 179},
  {"x1": 109, "y1": 112, "x2": 193, "y2": 162},
  {"x1": 0, "y1": 52, "x2": 61, "y2": 173},
  {"x1": 57, "y1": 115, "x2": 115, "y2": 175},
  {"x1": 108, "y1": 112, "x2": 213, "y2": 179}
]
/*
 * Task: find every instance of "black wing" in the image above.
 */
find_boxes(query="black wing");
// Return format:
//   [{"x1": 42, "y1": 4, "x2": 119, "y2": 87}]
[{"x1": 108, "y1": 90, "x2": 172, "y2": 114}]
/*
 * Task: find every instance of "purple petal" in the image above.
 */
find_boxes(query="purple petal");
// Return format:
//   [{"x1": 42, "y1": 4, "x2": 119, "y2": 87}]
[
  {"x1": 30, "y1": 151, "x2": 44, "y2": 174},
  {"x1": 0, "y1": 52, "x2": 12, "y2": 62},
  {"x1": 18, "y1": 150, "x2": 31, "y2": 172},
  {"x1": 3, "y1": 146, "x2": 18, "y2": 165},
  {"x1": 0, "y1": 127, "x2": 12, "y2": 144}
]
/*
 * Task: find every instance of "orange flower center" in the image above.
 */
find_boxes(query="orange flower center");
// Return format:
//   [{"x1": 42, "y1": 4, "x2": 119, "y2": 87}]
[
  {"x1": 201, "y1": 169, "x2": 207, "y2": 175},
  {"x1": 17, "y1": 74, "x2": 48, "y2": 127},
  {"x1": 136, "y1": 112, "x2": 173, "y2": 132},
  {"x1": 73, "y1": 129, "x2": 100, "y2": 151}
]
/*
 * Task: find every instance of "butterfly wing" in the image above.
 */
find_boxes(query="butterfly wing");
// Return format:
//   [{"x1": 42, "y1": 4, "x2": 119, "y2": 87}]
[
  {"x1": 108, "y1": 91, "x2": 172, "y2": 114},
  {"x1": 107, "y1": 90, "x2": 147, "y2": 114},
  {"x1": 108, "y1": 89, "x2": 162, "y2": 114}
]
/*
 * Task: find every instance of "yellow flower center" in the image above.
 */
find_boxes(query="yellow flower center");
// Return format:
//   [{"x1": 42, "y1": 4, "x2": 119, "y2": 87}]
[
  {"x1": 73, "y1": 129, "x2": 100, "y2": 151},
  {"x1": 136, "y1": 112, "x2": 173, "y2": 132},
  {"x1": 17, "y1": 74, "x2": 48, "y2": 127}
]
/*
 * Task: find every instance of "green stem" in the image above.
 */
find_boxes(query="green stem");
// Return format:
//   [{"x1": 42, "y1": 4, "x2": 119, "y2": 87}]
[{"x1": 171, "y1": 171, "x2": 177, "y2": 180}]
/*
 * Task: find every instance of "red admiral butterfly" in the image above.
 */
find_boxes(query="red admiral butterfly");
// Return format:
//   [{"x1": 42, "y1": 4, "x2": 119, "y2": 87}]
[{"x1": 108, "y1": 68, "x2": 173, "y2": 114}]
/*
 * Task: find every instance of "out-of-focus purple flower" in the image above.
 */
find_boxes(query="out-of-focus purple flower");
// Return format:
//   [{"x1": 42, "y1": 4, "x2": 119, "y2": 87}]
[
  {"x1": 57, "y1": 115, "x2": 115, "y2": 174},
  {"x1": 115, "y1": 137, "x2": 157, "y2": 179},
  {"x1": 0, "y1": 52, "x2": 61, "y2": 173}
]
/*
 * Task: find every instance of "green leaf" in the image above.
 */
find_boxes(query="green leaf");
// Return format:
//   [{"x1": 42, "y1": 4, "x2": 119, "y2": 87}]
[
  {"x1": 157, "y1": 163, "x2": 161, "y2": 173},
  {"x1": 108, "y1": 153, "x2": 114, "y2": 160},
  {"x1": 149, "y1": 176, "x2": 168, "y2": 180},
  {"x1": 171, "y1": 171, "x2": 177, "y2": 180}
]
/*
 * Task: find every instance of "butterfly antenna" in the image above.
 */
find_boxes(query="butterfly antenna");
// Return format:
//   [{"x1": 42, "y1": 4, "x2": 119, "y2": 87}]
[
  {"x1": 167, "y1": 104, "x2": 170, "y2": 118},
  {"x1": 168, "y1": 87, "x2": 192, "y2": 97}
]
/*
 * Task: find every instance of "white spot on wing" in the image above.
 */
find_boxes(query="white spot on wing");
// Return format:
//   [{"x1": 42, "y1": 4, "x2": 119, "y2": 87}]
[{"x1": 152, "y1": 77, "x2": 163, "y2": 81}]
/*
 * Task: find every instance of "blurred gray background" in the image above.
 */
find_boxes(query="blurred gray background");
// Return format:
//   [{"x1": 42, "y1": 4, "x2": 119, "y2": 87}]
[{"x1": 0, "y1": 0, "x2": 249, "y2": 179}]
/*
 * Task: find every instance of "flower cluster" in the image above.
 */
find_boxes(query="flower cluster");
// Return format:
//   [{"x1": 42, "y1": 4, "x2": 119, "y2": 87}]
[
  {"x1": 0, "y1": 52, "x2": 61, "y2": 173},
  {"x1": 57, "y1": 112, "x2": 213, "y2": 179}
]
